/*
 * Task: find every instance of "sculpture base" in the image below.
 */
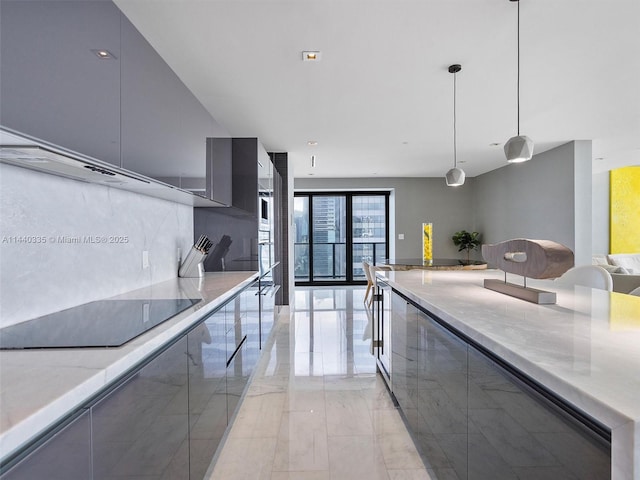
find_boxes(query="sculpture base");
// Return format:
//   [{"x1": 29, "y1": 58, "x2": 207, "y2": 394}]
[{"x1": 484, "y1": 279, "x2": 556, "y2": 305}]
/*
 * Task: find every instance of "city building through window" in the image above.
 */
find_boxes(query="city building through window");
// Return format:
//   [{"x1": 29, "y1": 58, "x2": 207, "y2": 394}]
[{"x1": 294, "y1": 192, "x2": 389, "y2": 285}]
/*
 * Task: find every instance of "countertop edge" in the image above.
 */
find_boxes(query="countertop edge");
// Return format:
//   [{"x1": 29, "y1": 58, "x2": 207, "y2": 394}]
[
  {"x1": 378, "y1": 271, "x2": 636, "y2": 432},
  {"x1": 0, "y1": 271, "x2": 259, "y2": 463}
]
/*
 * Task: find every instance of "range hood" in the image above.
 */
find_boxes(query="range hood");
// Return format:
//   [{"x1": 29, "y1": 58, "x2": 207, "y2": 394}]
[
  {"x1": 0, "y1": 144, "x2": 151, "y2": 187},
  {"x1": 0, "y1": 128, "x2": 225, "y2": 207}
]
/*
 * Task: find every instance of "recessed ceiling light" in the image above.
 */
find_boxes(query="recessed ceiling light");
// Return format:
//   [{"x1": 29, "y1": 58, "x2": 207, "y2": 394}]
[
  {"x1": 489, "y1": 142, "x2": 501, "y2": 147},
  {"x1": 302, "y1": 51, "x2": 321, "y2": 61},
  {"x1": 459, "y1": 160, "x2": 467, "y2": 164},
  {"x1": 595, "y1": 157, "x2": 605, "y2": 161},
  {"x1": 91, "y1": 49, "x2": 117, "y2": 60},
  {"x1": 307, "y1": 140, "x2": 318, "y2": 146},
  {"x1": 308, "y1": 173, "x2": 315, "y2": 176},
  {"x1": 402, "y1": 141, "x2": 409, "y2": 145}
]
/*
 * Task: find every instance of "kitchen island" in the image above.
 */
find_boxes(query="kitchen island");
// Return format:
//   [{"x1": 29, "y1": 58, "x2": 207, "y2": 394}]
[
  {"x1": 0, "y1": 271, "x2": 260, "y2": 478},
  {"x1": 375, "y1": 269, "x2": 640, "y2": 480}
]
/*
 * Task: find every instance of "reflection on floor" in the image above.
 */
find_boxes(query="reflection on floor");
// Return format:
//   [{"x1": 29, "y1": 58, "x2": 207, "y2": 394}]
[{"x1": 208, "y1": 286, "x2": 432, "y2": 479}]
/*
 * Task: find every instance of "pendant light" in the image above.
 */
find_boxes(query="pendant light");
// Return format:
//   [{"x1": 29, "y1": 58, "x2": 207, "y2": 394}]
[
  {"x1": 504, "y1": 0, "x2": 534, "y2": 163},
  {"x1": 446, "y1": 64, "x2": 465, "y2": 186}
]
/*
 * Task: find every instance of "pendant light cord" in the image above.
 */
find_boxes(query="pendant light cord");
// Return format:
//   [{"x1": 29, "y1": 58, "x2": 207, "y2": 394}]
[
  {"x1": 453, "y1": 70, "x2": 457, "y2": 168},
  {"x1": 517, "y1": 0, "x2": 520, "y2": 136}
]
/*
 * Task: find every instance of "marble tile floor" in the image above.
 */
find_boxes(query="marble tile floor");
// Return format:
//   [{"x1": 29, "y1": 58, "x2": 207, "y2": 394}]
[{"x1": 208, "y1": 286, "x2": 433, "y2": 480}]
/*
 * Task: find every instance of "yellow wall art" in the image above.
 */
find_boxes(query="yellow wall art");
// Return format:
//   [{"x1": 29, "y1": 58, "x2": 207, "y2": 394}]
[
  {"x1": 609, "y1": 294, "x2": 640, "y2": 332},
  {"x1": 610, "y1": 166, "x2": 640, "y2": 254},
  {"x1": 422, "y1": 223, "x2": 433, "y2": 265}
]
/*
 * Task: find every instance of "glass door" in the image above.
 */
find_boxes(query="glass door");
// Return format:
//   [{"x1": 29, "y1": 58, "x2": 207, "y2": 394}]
[
  {"x1": 351, "y1": 194, "x2": 388, "y2": 281},
  {"x1": 293, "y1": 196, "x2": 310, "y2": 282},
  {"x1": 312, "y1": 195, "x2": 347, "y2": 282},
  {"x1": 294, "y1": 192, "x2": 389, "y2": 285}
]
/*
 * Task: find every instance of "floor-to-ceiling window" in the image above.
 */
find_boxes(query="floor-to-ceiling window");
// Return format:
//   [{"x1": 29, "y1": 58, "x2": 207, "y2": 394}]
[{"x1": 294, "y1": 192, "x2": 389, "y2": 285}]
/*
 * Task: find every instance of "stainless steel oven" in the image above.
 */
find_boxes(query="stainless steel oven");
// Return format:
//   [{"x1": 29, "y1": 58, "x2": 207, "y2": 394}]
[
  {"x1": 257, "y1": 227, "x2": 279, "y2": 348},
  {"x1": 258, "y1": 229, "x2": 273, "y2": 277}
]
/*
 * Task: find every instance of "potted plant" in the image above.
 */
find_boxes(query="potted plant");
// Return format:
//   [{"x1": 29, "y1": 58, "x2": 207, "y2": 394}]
[{"x1": 452, "y1": 230, "x2": 482, "y2": 265}]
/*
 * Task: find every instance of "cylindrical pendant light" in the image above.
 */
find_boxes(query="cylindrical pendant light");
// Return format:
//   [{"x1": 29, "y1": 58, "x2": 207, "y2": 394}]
[
  {"x1": 504, "y1": 0, "x2": 534, "y2": 163},
  {"x1": 446, "y1": 64, "x2": 465, "y2": 186}
]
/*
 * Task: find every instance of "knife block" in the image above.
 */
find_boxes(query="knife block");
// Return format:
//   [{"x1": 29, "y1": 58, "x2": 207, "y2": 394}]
[{"x1": 178, "y1": 247, "x2": 208, "y2": 278}]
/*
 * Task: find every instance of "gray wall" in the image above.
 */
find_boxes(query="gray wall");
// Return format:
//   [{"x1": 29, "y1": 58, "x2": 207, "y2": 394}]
[
  {"x1": 474, "y1": 141, "x2": 592, "y2": 265},
  {"x1": 592, "y1": 170, "x2": 610, "y2": 255},
  {"x1": 294, "y1": 177, "x2": 477, "y2": 261},
  {"x1": 296, "y1": 141, "x2": 594, "y2": 266},
  {"x1": 573, "y1": 141, "x2": 593, "y2": 264}
]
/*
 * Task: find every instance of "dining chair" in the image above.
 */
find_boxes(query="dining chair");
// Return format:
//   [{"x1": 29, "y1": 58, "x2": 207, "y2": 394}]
[
  {"x1": 367, "y1": 263, "x2": 392, "y2": 307},
  {"x1": 363, "y1": 261, "x2": 374, "y2": 306},
  {"x1": 554, "y1": 265, "x2": 613, "y2": 292}
]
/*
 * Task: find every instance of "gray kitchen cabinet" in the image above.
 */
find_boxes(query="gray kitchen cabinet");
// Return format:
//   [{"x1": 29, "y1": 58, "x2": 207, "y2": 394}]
[
  {"x1": 387, "y1": 290, "x2": 612, "y2": 480},
  {"x1": 120, "y1": 15, "x2": 216, "y2": 190},
  {"x1": 0, "y1": 410, "x2": 92, "y2": 480},
  {"x1": 203, "y1": 136, "x2": 271, "y2": 210},
  {"x1": 257, "y1": 277, "x2": 277, "y2": 349},
  {"x1": 231, "y1": 138, "x2": 271, "y2": 216},
  {"x1": 231, "y1": 138, "x2": 257, "y2": 215},
  {"x1": 466, "y1": 345, "x2": 610, "y2": 479},
  {"x1": 244, "y1": 281, "x2": 261, "y2": 358},
  {"x1": 0, "y1": 0, "x2": 121, "y2": 166},
  {"x1": 186, "y1": 281, "x2": 260, "y2": 480},
  {"x1": 226, "y1": 293, "x2": 258, "y2": 423},
  {"x1": 391, "y1": 294, "x2": 419, "y2": 430},
  {"x1": 187, "y1": 306, "x2": 228, "y2": 480},
  {"x1": 226, "y1": 283, "x2": 260, "y2": 420},
  {"x1": 225, "y1": 293, "x2": 246, "y2": 420},
  {"x1": 415, "y1": 308, "x2": 469, "y2": 479},
  {"x1": 91, "y1": 336, "x2": 190, "y2": 480},
  {"x1": 195, "y1": 139, "x2": 278, "y2": 276},
  {"x1": 225, "y1": 343, "x2": 249, "y2": 425},
  {"x1": 0, "y1": 280, "x2": 263, "y2": 480},
  {"x1": 1, "y1": 1, "x2": 220, "y2": 188},
  {"x1": 206, "y1": 138, "x2": 233, "y2": 206}
]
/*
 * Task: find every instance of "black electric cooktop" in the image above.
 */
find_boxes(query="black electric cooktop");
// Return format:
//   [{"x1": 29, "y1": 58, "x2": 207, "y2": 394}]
[{"x1": 0, "y1": 298, "x2": 201, "y2": 350}]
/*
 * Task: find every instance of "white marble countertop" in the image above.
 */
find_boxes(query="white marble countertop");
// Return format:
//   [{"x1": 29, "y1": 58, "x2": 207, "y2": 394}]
[
  {"x1": 378, "y1": 269, "x2": 640, "y2": 480},
  {"x1": 0, "y1": 271, "x2": 259, "y2": 463}
]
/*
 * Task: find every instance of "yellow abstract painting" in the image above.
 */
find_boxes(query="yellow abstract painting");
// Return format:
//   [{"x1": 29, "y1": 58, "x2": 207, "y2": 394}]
[
  {"x1": 609, "y1": 294, "x2": 640, "y2": 331},
  {"x1": 610, "y1": 166, "x2": 640, "y2": 254},
  {"x1": 422, "y1": 223, "x2": 433, "y2": 264}
]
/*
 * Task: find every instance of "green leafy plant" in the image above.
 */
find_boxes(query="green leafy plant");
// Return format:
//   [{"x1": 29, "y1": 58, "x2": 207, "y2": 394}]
[{"x1": 452, "y1": 230, "x2": 482, "y2": 264}]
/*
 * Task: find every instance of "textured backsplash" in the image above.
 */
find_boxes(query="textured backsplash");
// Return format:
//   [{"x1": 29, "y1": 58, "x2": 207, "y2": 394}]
[{"x1": 0, "y1": 164, "x2": 194, "y2": 327}]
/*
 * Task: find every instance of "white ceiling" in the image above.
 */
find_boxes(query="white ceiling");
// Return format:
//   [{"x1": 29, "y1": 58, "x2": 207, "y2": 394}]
[{"x1": 115, "y1": 0, "x2": 639, "y2": 179}]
